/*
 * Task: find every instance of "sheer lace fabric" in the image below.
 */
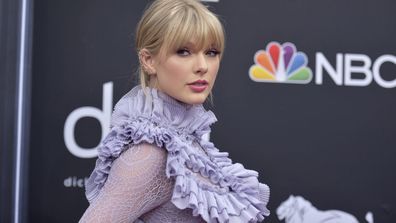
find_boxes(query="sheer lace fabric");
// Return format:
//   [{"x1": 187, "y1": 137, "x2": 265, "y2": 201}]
[
  {"x1": 81, "y1": 86, "x2": 270, "y2": 222},
  {"x1": 80, "y1": 143, "x2": 205, "y2": 223}
]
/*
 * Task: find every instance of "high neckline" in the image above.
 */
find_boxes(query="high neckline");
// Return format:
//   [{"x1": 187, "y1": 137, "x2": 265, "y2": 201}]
[
  {"x1": 152, "y1": 86, "x2": 193, "y2": 110},
  {"x1": 110, "y1": 85, "x2": 217, "y2": 137}
]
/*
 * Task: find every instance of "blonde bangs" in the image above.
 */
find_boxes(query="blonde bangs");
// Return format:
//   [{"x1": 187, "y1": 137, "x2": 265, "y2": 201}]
[{"x1": 160, "y1": 4, "x2": 224, "y2": 57}]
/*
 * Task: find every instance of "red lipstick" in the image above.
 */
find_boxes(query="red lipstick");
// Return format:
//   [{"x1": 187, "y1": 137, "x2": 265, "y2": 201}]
[{"x1": 187, "y1": 80, "x2": 208, "y2": 93}]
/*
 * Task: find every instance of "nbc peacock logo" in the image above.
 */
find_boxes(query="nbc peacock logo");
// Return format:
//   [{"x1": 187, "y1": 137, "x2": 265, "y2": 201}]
[{"x1": 249, "y1": 42, "x2": 313, "y2": 84}]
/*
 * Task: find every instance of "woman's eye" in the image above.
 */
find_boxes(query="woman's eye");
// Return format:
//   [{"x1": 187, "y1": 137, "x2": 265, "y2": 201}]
[
  {"x1": 176, "y1": 49, "x2": 190, "y2": 56},
  {"x1": 206, "y1": 49, "x2": 220, "y2": 57}
]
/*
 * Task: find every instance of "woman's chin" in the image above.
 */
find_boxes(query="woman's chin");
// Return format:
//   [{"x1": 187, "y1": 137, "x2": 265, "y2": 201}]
[{"x1": 180, "y1": 93, "x2": 208, "y2": 105}]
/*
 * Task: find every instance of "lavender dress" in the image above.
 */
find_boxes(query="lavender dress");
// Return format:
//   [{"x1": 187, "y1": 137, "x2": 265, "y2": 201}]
[{"x1": 80, "y1": 86, "x2": 270, "y2": 223}]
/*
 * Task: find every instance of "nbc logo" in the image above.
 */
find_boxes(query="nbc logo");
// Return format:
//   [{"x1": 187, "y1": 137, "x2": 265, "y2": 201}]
[
  {"x1": 249, "y1": 42, "x2": 312, "y2": 84},
  {"x1": 249, "y1": 41, "x2": 396, "y2": 88}
]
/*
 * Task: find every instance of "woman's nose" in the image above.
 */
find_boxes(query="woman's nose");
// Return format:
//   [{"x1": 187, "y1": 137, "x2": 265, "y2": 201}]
[{"x1": 194, "y1": 53, "x2": 208, "y2": 75}]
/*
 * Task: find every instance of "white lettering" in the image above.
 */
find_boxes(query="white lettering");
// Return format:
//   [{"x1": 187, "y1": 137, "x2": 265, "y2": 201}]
[
  {"x1": 344, "y1": 54, "x2": 372, "y2": 87},
  {"x1": 373, "y1": 55, "x2": 396, "y2": 88},
  {"x1": 64, "y1": 177, "x2": 72, "y2": 187},
  {"x1": 77, "y1": 178, "x2": 84, "y2": 187},
  {"x1": 64, "y1": 82, "x2": 113, "y2": 158},
  {"x1": 63, "y1": 176, "x2": 88, "y2": 188},
  {"x1": 315, "y1": 52, "x2": 343, "y2": 85}
]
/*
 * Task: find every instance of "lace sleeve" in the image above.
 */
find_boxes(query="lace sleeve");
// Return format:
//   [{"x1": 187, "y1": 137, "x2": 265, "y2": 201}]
[{"x1": 79, "y1": 143, "x2": 175, "y2": 223}]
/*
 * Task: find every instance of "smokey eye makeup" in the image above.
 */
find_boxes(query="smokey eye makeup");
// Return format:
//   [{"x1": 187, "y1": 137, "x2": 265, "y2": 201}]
[
  {"x1": 176, "y1": 47, "x2": 220, "y2": 57},
  {"x1": 206, "y1": 48, "x2": 220, "y2": 57},
  {"x1": 176, "y1": 48, "x2": 191, "y2": 56}
]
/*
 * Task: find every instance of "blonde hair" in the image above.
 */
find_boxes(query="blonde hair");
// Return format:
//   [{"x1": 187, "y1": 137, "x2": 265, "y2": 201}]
[{"x1": 135, "y1": 0, "x2": 225, "y2": 88}]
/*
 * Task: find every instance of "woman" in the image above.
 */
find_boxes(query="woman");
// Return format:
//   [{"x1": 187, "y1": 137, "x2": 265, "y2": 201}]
[{"x1": 80, "y1": 0, "x2": 270, "y2": 222}]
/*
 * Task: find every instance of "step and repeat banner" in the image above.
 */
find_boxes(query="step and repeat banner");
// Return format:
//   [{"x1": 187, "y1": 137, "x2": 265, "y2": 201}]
[{"x1": 30, "y1": 0, "x2": 396, "y2": 222}]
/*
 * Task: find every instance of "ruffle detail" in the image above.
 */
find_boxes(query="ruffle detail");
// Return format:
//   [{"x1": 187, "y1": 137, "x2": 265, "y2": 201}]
[{"x1": 85, "y1": 86, "x2": 270, "y2": 223}]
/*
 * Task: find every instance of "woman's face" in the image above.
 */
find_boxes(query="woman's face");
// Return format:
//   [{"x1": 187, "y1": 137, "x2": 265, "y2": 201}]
[{"x1": 149, "y1": 41, "x2": 221, "y2": 105}]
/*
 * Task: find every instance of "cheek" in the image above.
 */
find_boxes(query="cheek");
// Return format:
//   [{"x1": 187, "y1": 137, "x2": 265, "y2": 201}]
[
  {"x1": 210, "y1": 61, "x2": 220, "y2": 78},
  {"x1": 164, "y1": 61, "x2": 189, "y2": 81},
  {"x1": 157, "y1": 63, "x2": 184, "y2": 85}
]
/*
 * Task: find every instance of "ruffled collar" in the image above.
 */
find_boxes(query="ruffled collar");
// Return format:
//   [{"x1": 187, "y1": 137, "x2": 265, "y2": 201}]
[
  {"x1": 85, "y1": 85, "x2": 270, "y2": 223},
  {"x1": 110, "y1": 85, "x2": 217, "y2": 139}
]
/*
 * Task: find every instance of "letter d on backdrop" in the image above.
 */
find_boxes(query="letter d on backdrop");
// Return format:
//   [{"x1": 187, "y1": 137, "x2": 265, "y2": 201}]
[{"x1": 64, "y1": 82, "x2": 113, "y2": 158}]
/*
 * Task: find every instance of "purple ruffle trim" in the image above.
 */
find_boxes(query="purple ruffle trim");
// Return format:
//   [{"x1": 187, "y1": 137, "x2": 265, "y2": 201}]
[{"x1": 85, "y1": 86, "x2": 270, "y2": 223}]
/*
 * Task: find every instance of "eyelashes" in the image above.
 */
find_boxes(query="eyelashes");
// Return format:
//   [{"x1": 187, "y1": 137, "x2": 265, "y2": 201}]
[
  {"x1": 206, "y1": 49, "x2": 220, "y2": 57},
  {"x1": 176, "y1": 48, "x2": 190, "y2": 56},
  {"x1": 176, "y1": 48, "x2": 221, "y2": 57}
]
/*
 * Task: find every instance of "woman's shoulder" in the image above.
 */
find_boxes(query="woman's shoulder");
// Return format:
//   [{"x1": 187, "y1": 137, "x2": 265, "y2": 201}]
[
  {"x1": 118, "y1": 142, "x2": 167, "y2": 164},
  {"x1": 110, "y1": 142, "x2": 169, "y2": 180}
]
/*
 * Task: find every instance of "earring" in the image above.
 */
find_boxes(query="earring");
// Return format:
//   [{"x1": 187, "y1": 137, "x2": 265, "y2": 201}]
[
  {"x1": 139, "y1": 51, "x2": 155, "y2": 75},
  {"x1": 142, "y1": 66, "x2": 155, "y2": 75}
]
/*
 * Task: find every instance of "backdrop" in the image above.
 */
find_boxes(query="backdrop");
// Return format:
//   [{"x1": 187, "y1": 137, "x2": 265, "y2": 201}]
[{"x1": 30, "y1": 0, "x2": 396, "y2": 222}]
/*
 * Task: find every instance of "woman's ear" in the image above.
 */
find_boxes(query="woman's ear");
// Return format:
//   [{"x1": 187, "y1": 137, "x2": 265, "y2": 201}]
[{"x1": 139, "y1": 48, "x2": 156, "y2": 75}]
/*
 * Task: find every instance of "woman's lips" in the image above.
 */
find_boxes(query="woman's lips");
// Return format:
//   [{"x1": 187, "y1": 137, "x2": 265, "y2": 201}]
[{"x1": 188, "y1": 80, "x2": 208, "y2": 93}]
